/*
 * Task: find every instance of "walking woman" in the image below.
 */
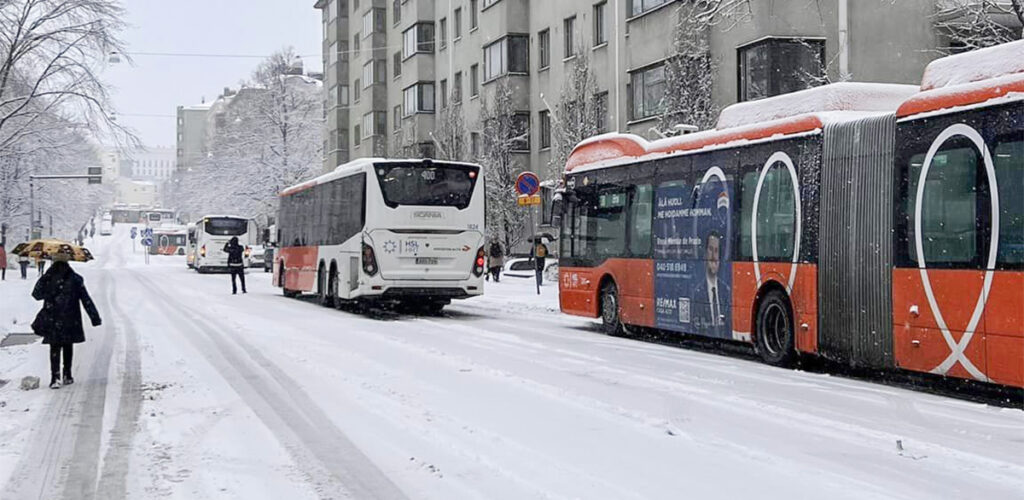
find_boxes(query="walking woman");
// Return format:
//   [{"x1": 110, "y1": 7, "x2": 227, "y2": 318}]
[
  {"x1": 223, "y1": 236, "x2": 247, "y2": 294},
  {"x1": 0, "y1": 244, "x2": 7, "y2": 281},
  {"x1": 31, "y1": 253, "x2": 102, "y2": 389}
]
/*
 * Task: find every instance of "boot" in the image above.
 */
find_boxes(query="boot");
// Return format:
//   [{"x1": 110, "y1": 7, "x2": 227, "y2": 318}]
[
  {"x1": 63, "y1": 373, "x2": 74, "y2": 385},
  {"x1": 50, "y1": 375, "x2": 61, "y2": 389}
]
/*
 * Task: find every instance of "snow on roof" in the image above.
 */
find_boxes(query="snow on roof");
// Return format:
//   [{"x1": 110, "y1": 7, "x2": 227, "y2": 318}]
[
  {"x1": 280, "y1": 158, "x2": 482, "y2": 197},
  {"x1": 182, "y1": 104, "x2": 212, "y2": 111},
  {"x1": 898, "y1": 41, "x2": 1024, "y2": 118},
  {"x1": 716, "y1": 82, "x2": 917, "y2": 130},
  {"x1": 920, "y1": 39, "x2": 1024, "y2": 91}
]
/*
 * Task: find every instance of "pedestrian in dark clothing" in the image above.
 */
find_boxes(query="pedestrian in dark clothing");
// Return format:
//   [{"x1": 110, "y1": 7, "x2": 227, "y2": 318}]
[
  {"x1": 223, "y1": 236, "x2": 247, "y2": 294},
  {"x1": 0, "y1": 244, "x2": 7, "y2": 281},
  {"x1": 36, "y1": 256, "x2": 45, "y2": 277},
  {"x1": 18, "y1": 252, "x2": 29, "y2": 279},
  {"x1": 487, "y1": 241, "x2": 504, "y2": 283},
  {"x1": 530, "y1": 239, "x2": 549, "y2": 295},
  {"x1": 31, "y1": 258, "x2": 101, "y2": 389}
]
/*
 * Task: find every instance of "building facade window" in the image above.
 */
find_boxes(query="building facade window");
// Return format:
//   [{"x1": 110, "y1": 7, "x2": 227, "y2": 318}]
[
  {"x1": 454, "y1": 8, "x2": 462, "y2": 39},
  {"x1": 403, "y1": 23, "x2": 436, "y2": 58},
  {"x1": 339, "y1": 40, "x2": 349, "y2": 62},
  {"x1": 440, "y1": 78, "x2": 448, "y2": 108},
  {"x1": 539, "y1": 110, "x2": 551, "y2": 149},
  {"x1": 738, "y1": 37, "x2": 826, "y2": 102},
  {"x1": 393, "y1": 105, "x2": 402, "y2": 131},
  {"x1": 512, "y1": 113, "x2": 530, "y2": 152},
  {"x1": 403, "y1": 82, "x2": 436, "y2": 114},
  {"x1": 440, "y1": 17, "x2": 447, "y2": 49},
  {"x1": 470, "y1": 64, "x2": 479, "y2": 97},
  {"x1": 594, "y1": 2, "x2": 607, "y2": 46},
  {"x1": 362, "y1": 59, "x2": 386, "y2": 86},
  {"x1": 354, "y1": 78, "x2": 361, "y2": 101},
  {"x1": 362, "y1": 111, "x2": 387, "y2": 137},
  {"x1": 394, "y1": 51, "x2": 402, "y2": 77},
  {"x1": 538, "y1": 29, "x2": 550, "y2": 69},
  {"x1": 470, "y1": 0, "x2": 478, "y2": 29},
  {"x1": 483, "y1": 34, "x2": 528, "y2": 81},
  {"x1": 339, "y1": 85, "x2": 350, "y2": 106},
  {"x1": 392, "y1": 0, "x2": 401, "y2": 25},
  {"x1": 354, "y1": 33, "x2": 360, "y2": 55},
  {"x1": 629, "y1": 0, "x2": 670, "y2": 17},
  {"x1": 630, "y1": 63, "x2": 665, "y2": 120},
  {"x1": 564, "y1": 16, "x2": 576, "y2": 58},
  {"x1": 482, "y1": 0, "x2": 500, "y2": 8},
  {"x1": 471, "y1": 132, "x2": 480, "y2": 157},
  {"x1": 453, "y1": 71, "x2": 463, "y2": 103},
  {"x1": 362, "y1": 8, "x2": 384, "y2": 35},
  {"x1": 354, "y1": 125, "x2": 361, "y2": 146},
  {"x1": 594, "y1": 91, "x2": 609, "y2": 133}
]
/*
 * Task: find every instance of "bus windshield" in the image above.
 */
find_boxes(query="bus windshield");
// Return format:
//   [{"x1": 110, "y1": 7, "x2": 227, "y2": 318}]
[
  {"x1": 375, "y1": 162, "x2": 478, "y2": 209},
  {"x1": 204, "y1": 217, "x2": 248, "y2": 236}
]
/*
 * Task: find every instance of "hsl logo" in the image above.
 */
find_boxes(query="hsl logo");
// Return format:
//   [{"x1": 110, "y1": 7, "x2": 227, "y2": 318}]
[{"x1": 413, "y1": 211, "x2": 443, "y2": 219}]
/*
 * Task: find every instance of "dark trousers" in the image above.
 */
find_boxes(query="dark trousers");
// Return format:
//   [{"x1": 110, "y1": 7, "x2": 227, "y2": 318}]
[
  {"x1": 1, "y1": 267, "x2": 5, "y2": 280},
  {"x1": 37, "y1": 261, "x2": 45, "y2": 277},
  {"x1": 50, "y1": 343, "x2": 73, "y2": 379},
  {"x1": 230, "y1": 267, "x2": 246, "y2": 294},
  {"x1": 19, "y1": 262, "x2": 28, "y2": 279},
  {"x1": 489, "y1": 266, "x2": 501, "y2": 282}
]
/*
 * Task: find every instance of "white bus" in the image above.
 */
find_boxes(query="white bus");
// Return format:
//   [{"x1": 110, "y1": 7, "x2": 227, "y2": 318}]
[
  {"x1": 190, "y1": 215, "x2": 257, "y2": 273},
  {"x1": 275, "y1": 158, "x2": 485, "y2": 313}
]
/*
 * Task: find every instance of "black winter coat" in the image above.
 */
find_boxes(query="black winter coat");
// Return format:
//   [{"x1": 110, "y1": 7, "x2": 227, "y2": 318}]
[
  {"x1": 31, "y1": 263, "x2": 101, "y2": 344},
  {"x1": 223, "y1": 241, "x2": 244, "y2": 267}
]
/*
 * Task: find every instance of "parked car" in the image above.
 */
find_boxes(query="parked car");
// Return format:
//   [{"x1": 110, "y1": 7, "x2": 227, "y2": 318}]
[
  {"x1": 247, "y1": 244, "x2": 266, "y2": 269},
  {"x1": 502, "y1": 256, "x2": 558, "y2": 279}
]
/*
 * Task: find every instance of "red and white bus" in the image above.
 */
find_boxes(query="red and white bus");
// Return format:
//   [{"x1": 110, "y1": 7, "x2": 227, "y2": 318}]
[
  {"x1": 557, "y1": 40, "x2": 1024, "y2": 388},
  {"x1": 274, "y1": 158, "x2": 486, "y2": 313}
]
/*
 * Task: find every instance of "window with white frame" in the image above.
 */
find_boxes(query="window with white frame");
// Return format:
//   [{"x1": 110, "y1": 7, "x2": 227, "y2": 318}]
[
  {"x1": 403, "y1": 82, "x2": 436, "y2": 115},
  {"x1": 564, "y1": 16, "x2": 576, "y2": 58},
  {"x1": 362, "y1": 111, "x2": 387, "y2": 137},
  {"x1": 594, "y1": 2, "x2": 607, "y2": 46},
  {"x1": 629, "y1": 0, "x2": 671, "y2": 17},
  {"x1": 483, "y1": 35, "x2": 528, "y2": 81},
  {"x1": 403, "y1": 23, "x2": 435, "y2": 58},
  {"x1": 454, "y1": 8, "x2": 462, "y2": 39},
  {"x1": 362, "y1": 8, "x2": 384, "y2": 36}
]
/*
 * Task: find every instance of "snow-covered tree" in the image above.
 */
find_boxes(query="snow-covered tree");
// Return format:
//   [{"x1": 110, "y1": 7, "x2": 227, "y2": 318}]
[
  {"x1": 432, "y1": 96, "x2": 467, "y2": 161},
  {"x1": 933, "y1": 0, "x2": 1024, "y2": 54},
  {"x1": 549, "y1": 49, "x2": 599, "y2": 180},
  {"x1": 172, "y1": 49, "x2": 324, "y2": 224},
  {"x1": 0, "y1": 0, "x2": 131, "y2": 155},
  {"x1": 659, "y1": 3, "x2": 719, "y2": 134},
  {"x1": 478, "y1": 79, "x2": 528, "y2": 250}
]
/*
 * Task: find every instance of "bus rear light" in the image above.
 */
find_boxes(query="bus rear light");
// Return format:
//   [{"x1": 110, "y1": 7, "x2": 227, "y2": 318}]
[
  {"x1": 244, "y1": 246, "x2": 251, "y2": 257},
  {"x1": 472, "y1": 247, "x2": 485, "y2": 277},
  {"x1": 362, "y1": 243, "x2": 378, "y2": 276}
]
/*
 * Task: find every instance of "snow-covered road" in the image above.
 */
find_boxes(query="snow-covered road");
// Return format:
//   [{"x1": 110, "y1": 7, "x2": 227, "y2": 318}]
[{"x1": 1, "y1": 227, "x2": 1022, "y2": 500}]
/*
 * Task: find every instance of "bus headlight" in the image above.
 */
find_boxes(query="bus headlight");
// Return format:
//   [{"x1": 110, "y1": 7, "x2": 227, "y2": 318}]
[
  {"x1": 362, "y1": 243, "x2": 378, "y2": 276},
  {"x1": 473, "y1": 247, "x2": 485, "y2": 277},
  {"x1": 200, "y1": 245, "x2": 206, "y2": 257}
]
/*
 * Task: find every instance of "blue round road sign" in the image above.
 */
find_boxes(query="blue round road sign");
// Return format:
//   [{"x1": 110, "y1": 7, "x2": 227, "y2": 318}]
[
  {"x1": 141, "y1": 237, "x2": 153, "y2": 247},
  {"x1": 516, "y1": 172, "x2": 541, "y2": 196}
]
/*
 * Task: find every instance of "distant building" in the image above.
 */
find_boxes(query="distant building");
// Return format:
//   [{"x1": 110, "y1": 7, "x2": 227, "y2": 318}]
[
  {"x1": 176, "y1": 103, "x2": 211, "y2": 172},
  {"x1": 116, "y1": 180, "x2": 159, "y2": 207},
  {"x1": 128, "y1": 146, "x2": 176, "y2": 181}
]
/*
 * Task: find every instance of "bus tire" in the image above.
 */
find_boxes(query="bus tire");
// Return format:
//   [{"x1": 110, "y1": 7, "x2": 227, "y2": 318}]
[
  {"x1": 317, "y1": 263, "x2": 331, "y2": 307},
  {"x1": 329, "y1": 264, "x2": 340, "y2": 306},
  {"x1": 281, "y1": 263, "x2": 299, "y2": 298},
  {"x1": 755, "y1": 289, "x2": 796, "y2": 366},
  {"x1": 600, "y1": 281, "x2": 624, "y2": 336}
]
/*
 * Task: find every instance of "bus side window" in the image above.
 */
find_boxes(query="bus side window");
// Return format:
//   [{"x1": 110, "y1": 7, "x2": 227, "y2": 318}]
[
  {"x1": 907, "y1": 138, "x2": 981, "y2": 266},
  {"x1": 995, "y1": 137, "x2": 1024, "y2": 267},
  {"x1": 629, "y1": 185, "x2": 653, "y2": 256}
]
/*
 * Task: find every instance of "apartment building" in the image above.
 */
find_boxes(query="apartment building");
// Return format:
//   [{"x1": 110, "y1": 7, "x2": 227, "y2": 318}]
[
  {"x1": 175, "y1": 103, "x2": 211, "y2": 172},
  {"x1": 315, "y1": 0, "x2": 943, "y2": 175}
]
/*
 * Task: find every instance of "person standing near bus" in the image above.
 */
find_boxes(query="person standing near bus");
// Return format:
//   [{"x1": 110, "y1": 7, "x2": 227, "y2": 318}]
[
  {"x1": 530, "y1": 238, "x2": 549, "y2": 295},
  {"x1": 0, "y1": 244, "x2": 7, "y2": 281},
  {"x1": 223, "y1": 236, "x2": 247, "y2": 294},
  {"x1": 36, "y1": 255, "x2": 45, "y2": 277},
  {"x1": 487, "y1": 240, "x2": 504, "y2": 283}
]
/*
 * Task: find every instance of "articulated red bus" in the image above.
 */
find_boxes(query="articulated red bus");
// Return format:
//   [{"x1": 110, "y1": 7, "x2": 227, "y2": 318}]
[{"x1": 557, "y1": 40, "x2": 1024, "y2": 388}]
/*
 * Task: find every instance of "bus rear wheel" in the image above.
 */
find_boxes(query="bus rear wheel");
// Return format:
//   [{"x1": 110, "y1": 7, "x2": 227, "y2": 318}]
[
  {"x1": 600, "y1": 281, "x2": 624, "y2": 336},
  {"x1": 281, "y1": 263, "x2": 299, "y2": 298},
  {"x1": 755, "y1": 289, "x2": 796, "y2": 366},
  {"x1": 317, "y1": 264, "x2": 332, "y2": 307}
]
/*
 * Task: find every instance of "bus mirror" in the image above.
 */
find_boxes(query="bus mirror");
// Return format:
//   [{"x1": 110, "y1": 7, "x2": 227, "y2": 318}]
[{"x1": 548, "y1": 192, "x2": 564, "y2": 227}]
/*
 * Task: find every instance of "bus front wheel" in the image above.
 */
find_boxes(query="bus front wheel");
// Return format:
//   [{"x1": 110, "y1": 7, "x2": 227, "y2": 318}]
[
  {"x1": 600, "y1": 281, "x2": 624, "y2": 336},
  {"x1": 755, "y1": 289, "x2": 796, "y2": 366}
]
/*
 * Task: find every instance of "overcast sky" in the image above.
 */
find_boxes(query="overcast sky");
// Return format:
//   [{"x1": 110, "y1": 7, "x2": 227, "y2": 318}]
[{"x1": 105, "y1": 0, "x2": 322, "y2": 148}]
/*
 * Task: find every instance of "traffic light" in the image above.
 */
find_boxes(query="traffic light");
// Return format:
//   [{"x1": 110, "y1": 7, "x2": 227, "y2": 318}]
[{"x1": 87, "y1": 166, "x2": 102, "y2": 184}]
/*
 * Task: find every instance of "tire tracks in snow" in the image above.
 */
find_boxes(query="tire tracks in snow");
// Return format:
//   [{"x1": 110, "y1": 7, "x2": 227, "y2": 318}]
[{"x1": 131, "y1": 270, "x2": 409, "y2": 500}]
